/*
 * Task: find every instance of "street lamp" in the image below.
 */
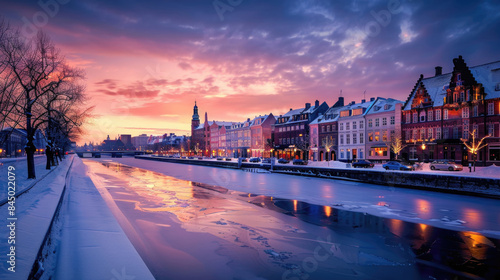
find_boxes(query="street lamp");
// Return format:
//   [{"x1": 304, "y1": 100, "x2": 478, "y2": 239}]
[{"x1": 421, "y1": 142, "x2": 426, "y2": 162}]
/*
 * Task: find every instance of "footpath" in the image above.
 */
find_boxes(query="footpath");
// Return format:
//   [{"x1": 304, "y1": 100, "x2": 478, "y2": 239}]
[{"x1": 0, "y1": 155, "x2": 154, "y2": 279}]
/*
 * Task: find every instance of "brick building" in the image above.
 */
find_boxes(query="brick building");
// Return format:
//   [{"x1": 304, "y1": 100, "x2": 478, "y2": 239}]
[{"x1": 401, "y1": 56, "x2": 500, "y2": 165}]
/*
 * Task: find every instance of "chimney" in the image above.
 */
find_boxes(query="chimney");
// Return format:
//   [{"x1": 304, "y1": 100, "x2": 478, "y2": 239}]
[
  {"x1": 370, "y1": 97, "x2": 375, "y2": 101},
  {"x1": 290, "y1": 108, "x2": 293, "y2": 111},
  {"x1": 435, "y1": 66, "x2": 442, "y2": 76},
  {"x1": 350, "y1": 101, "x2": 355, "y2": 105},
  {"x1": 361, "y1": 99, "x2": 366, "y2": 103},
  {"x1": 315, "y1": 100, "x2": 319, "y2": 107},
  {"x1": 305, "y1": 103, "x2": 311, "y2": 110},
  {"x1": 333, "y1": 96, "x2": 344, "y2": 107}
]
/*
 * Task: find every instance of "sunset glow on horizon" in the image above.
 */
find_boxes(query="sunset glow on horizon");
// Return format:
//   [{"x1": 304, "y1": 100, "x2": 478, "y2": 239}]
[{"x1": 2, "y1": 0, "x2": 499, "y2": 145}]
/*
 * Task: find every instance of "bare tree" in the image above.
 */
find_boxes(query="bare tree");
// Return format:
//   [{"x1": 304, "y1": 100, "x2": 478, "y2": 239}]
[
  {"x1": 0, "y1": 25, "x2": 88, "y2": 178},
  {"x1": 461, "y1": 129, "x2": 490, "y2": 172}
]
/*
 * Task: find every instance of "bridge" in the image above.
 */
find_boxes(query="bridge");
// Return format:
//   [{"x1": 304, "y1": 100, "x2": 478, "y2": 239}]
[{"x1": 76, "y1": 151, "x2": 150, "y2": 158}]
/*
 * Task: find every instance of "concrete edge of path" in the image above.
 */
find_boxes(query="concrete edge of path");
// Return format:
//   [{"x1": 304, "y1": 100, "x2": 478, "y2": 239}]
[{"x1": 54, "y1": 156, "x2": 155, "y2": 280}]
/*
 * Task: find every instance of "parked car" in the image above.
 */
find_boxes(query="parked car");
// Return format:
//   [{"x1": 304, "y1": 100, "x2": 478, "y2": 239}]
[
  {"x1": 249, "y1": 157, "x2": 261, "y2": 163},
  {"x1": 262, "y1": 158, "x2": 272, "y2": 164},
  {"x1": 197, "y1": 156, "x2": 203, "y2": 160},
  {"x1": 292, "y1": 159, "x2": 307, "y2": 165},
  {"x1": 216, "y1": 156, "x2": 223, "y2": 160},
  {"x1": 94, "y1": 152, "x2": 101, "y2": 158},
  {"x1": 352, "y1": 160, "x2": 374, "y2": 168},
  {"x1": 225, "y1": 158, "x2": 232, "y2": 161},
  {"x1": 240, "y1": 158, "x2": 248, "y2": 162},
  {"x1": 278, "y1": 158, "x2": 290, "y2": 164},
  {"x1": 188, "y1": 156, "x2": 194, "y2": 159},
  {"x1": 430, "y1": 160, "x2": 463, "y2": 171},
  {"x1": 382, "y1": 161, "x2": 414, "y2": 171}
]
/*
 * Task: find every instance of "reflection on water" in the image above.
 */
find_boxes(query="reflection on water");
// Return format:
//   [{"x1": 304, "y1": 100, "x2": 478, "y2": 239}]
[{"x1": 85, "y1": 161, "x2": 500, "y2": 280}]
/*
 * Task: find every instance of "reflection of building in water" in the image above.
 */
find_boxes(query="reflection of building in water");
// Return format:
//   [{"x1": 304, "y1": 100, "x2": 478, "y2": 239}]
[{"x1": 332, "y1": 209, "x2": 388, "y2": 234}]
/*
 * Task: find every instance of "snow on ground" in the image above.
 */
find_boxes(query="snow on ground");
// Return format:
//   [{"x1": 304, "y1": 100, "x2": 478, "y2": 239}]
[
  {"x1": 0, "y1": 156, "x2": 71, "y2": 279},
  {"x1": 97, "y1": 156, "x2": 500, "y2": 238},
  {"x1": 54, "y1": 156, "x2": 154, "y2": 280},
  {"x1": 0, "y1": 156, "x2": 56, "y2": 202}
]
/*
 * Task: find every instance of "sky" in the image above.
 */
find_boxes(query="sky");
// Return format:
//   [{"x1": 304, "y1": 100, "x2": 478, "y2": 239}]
[{"x1": 1, "y1": 0, "x2": 500, "y2": 145}]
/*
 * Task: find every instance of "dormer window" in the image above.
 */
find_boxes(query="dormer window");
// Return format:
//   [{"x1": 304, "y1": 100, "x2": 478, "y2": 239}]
[{"x1": 457, "y1": 73, "x2": 461, "y2": 81}]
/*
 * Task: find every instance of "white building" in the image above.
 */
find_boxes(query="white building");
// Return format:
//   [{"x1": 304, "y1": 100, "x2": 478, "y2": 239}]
[{"x1": 337, "y1": 98, "x2": 377, "y2": 161}]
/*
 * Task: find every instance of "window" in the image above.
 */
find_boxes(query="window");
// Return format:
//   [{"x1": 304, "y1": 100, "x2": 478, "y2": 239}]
[
  {"x1": 428, "y1": 128, "x2": 433, "y2": 139},
  {"x1": 436, "y1": 127, "x2": 441, "y2": 139},
  {"x1": 286, "y1": 126, "x2": 290, "y2": 131},
  {"x1": 390, "y1": 116, "x2": 395, "y2": 125},
  {"x1": 340, "y1": 150, "x2": 344, "y2": 159},
  {"x1": 463, "y1": 125, "x2": 469, "y2": 139},
  {"x1": 382, "y1": 131, "x2": 388, "y2": 142},
  {"x1": 488, "y1": 123, "x2": 495, "y2": 137},
  {"x1": 382, "y1": 118, "x2": 387, "y2": 126},
  {"x1": 462, "y1": 107, "x2": 469, "y2": 118},
  {"x1": 279, "y1": 127, "x2": 283, "y2": 132},
  {"x1": 466, "y1": 89, "x2": 471, "y2": 101},
  {"x1": 473, "y1": 105, "x2": 478, "y2": 117},
  {"x1": 412, "y1": 129, "x2": 417, "y2": 140},
  {"x1": 413, "y1": 113, "x2": 418, "y2": 123},
  {"x1": 406, "y1": 113, "x2": 411, "y2": 123},
  {"x1": 428, "y1": 110, "x2": 433, "y2": 121},
  {"x1": 300, "y1": 124, "x2": 305, "y2": 129},
  {"x1": 346, "y1": 122, "x2": 350, "y2": 130},
  {"x1": 488, "y1": 103, "x2": 494, "y2": 115},
  {"x1": 360, "y1": 133, "x2": 364, "y2": 144},
  {"x1": 368, "y1": 119, "x2": 373, "y2": 128},
  {"x1": 420, "y1": 129, "x2": 425, "y2": 140},
  {"x1": 443, "y1": 128, "x2": 449, "y2": 139},
  {"x1": 460, "y1": 91, "x2": 464, "y2": 102},
  {"x1": 444, "y1": 109, "x2": 448, "y2": 120},
  {"x1": 473, "y1": 124, "x2": 478, "y2": 137},
  {"x1": 353, "y1": 133, "x2": 357, "y2": 144},
  {"x1": 346, "y1": 134, "x2": 350, "y2": 145},
  {"x1": 419, "y1": 111, "x2": 426, "y2": 122},
  {"x1": 322, "y1": 126, "x2": 325, "y2": 133},
  {"x1": 436, "y1": 109, "x2": 441, "y2": 121},
  {"x1": 340, "y1": 135, "x2": 344, "y2": 145},
  {"x1": 375, "y1": 118, "x2": 380, "y2": 127},
  {"x1": 405, "y1": 130, "x2": 410, "y2": 141},
  {"x1": 359, "y1": 121, "x2": 364, "y2": 129},
  {"x1": 279, "y1": 138, "x2": 282, "y2": 145},
  {"x1": 353, "y1": 122, "x2": 357, "y2": 129},
  {"x1": 369, "y1": 132, "x2": 373, "y2": 142},
  {"x1": 453, "y1": 127, "x2": 458, "y2": 139},
  {"x1": 340, "y1": 123, "x2": 344, "y2": 131},
  {"x1": 375, "y1": 131, "x2": 380, "y2": 142}
]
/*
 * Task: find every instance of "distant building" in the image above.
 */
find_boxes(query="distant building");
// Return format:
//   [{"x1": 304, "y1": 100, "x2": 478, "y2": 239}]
[
  {"x1": 101, "y1": 135, "x2": 125, "y2": 151},
  {"x1": 131, "y1": 134, "x2": 148, "y2": 151},
  {"x1": 119, "y1": 134, "x2": 134, "y2": 149},
  {"x1": 0, "y1": 128, "x2": 46, "y2": 157},
  {"x1": 250, "y1": 114, "x2": 276, "y2": 158}
]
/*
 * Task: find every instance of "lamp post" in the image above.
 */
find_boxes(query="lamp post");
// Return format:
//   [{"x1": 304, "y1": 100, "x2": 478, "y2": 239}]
[{"x1": 421, "y1": 142, "x2": 426, "y2": 162}]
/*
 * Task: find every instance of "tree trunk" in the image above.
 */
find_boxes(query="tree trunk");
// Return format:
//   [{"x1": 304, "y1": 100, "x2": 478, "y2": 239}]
[{"x1": 26, "y1": 109, "x2": 36, "y2": 179}]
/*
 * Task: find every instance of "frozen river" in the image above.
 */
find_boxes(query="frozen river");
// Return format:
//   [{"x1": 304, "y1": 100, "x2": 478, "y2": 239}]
[{"x1": 82, "y1": 157, "x2": 500, "y2": 279}]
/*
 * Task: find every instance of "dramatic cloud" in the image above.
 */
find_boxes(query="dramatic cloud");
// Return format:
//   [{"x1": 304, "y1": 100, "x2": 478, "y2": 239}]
[{"x1": 2, "y1": 0, "x2": 498, "y2": 144}]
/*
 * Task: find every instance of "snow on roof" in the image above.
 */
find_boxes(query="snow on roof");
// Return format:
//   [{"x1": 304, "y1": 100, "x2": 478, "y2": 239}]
[
  {"x1": 404, "y1": 60, "x2": 500, "y2": 111},
  {"x1": 366, "y1": 98, "x2": 404, "y2": 115}
]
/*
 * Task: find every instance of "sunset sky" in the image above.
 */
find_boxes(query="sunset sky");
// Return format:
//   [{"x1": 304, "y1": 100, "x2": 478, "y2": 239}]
[{"x1": 2, "y1": 0, "x2": 500, "y2": 145}]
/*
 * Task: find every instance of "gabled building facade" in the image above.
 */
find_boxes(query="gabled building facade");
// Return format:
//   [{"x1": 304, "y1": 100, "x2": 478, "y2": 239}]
[{"x1": 401, "y1": 56, "x2": 500, "y2": 165}]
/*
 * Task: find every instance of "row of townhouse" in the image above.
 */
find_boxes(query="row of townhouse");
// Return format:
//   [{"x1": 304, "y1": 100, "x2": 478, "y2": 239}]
[
  {"x1": 191, "y1": 103, "x2": 276, "y2": 157},
  {"x1": 190, "y1": 56, "x2": 500, "y2": 165},
  {"x1": 309, "y1": 97, "x2": 404, "y2": 162}
]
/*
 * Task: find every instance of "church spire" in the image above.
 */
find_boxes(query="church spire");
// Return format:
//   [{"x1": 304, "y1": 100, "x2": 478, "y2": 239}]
[{"x1": 192, "y1": 101, "x2": 200, "y2": 121}]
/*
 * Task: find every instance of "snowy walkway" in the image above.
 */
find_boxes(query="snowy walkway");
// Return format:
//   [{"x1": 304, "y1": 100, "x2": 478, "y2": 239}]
[
  {"x1": 0, "y1": 156, "x2": 72, "y2": 279},
  {"x1": 54, "y1": 156, "x2": 154, "y2": 280}
]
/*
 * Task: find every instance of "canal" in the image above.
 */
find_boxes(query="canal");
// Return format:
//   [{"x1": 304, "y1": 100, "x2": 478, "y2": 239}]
[{"x1": 83, "y1": 159, "x2": 500, "y2": 279}]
